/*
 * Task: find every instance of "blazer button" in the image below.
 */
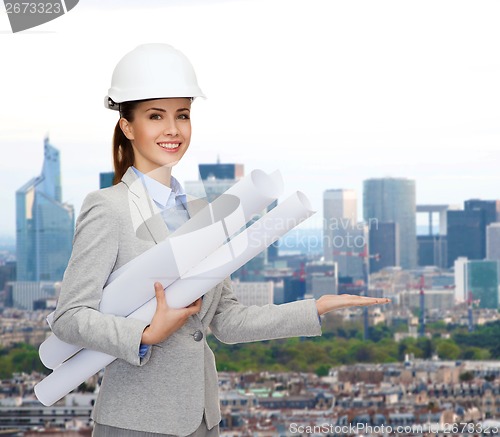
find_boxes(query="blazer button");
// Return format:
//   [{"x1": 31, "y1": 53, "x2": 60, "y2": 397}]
[{"x1": 193, "y1": 330, "x2": 203, "y2": 342}]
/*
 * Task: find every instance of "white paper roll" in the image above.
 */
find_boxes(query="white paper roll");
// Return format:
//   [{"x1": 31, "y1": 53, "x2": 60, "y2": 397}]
[
  {"x1": 35, "y1": 348, "x2": 116, "y2": 408},
  {"x1": 166, "y1": 191, "x2": 315, "y2": 308},
  {"x1": 34, "y1": 191, "x2": 315, "y2": 407},
  {"x1": 39, "y1": 170, "x2": 283, "y2": 370}
]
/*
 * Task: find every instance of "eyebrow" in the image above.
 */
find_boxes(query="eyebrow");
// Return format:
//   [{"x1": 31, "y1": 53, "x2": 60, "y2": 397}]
[{"x1": 145, "y1": 107, "x2": 190, "y2": 113}]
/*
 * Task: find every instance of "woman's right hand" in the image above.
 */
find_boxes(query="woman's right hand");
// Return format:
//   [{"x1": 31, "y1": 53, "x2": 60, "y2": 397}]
[{"x1": 141, "y1": 282, "x2": 202, "y2": 345}]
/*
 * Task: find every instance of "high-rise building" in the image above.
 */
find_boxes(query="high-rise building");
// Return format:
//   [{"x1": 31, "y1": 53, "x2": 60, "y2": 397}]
[
  {"x1": 100, "y1": 171, "x2": 114, "y2": 189},
  {"x1": 199, "y1": 162, "x2": 244, "y2": 181},
  {"x1": 416, "y1": 204, "x2": 454, "y2": 268},
  {"x1": 454, "y1": 257, "x2": 499, "y2": 308},
  {"x1": 305, "y1": 261, "x2": 337, "y2": 298},
  {"x1": 283, "y1": 276, "x2": 306, "y2": 303},
  {"x1": 447, "y1": 209, "x2": 484, "y2": 267},
  {"x1": 186, "y1": 161, "x2": 244, "y2": 202},
  {"x1": 323, "y1": 189, "x2": 364, "y2": 279},
  {"x1": 16, "y1": 138, "x2": 74, "y2": 282},
  {"x1": 418, "y1": 235, "x2": 447, "y2": 268},
  {"x1": 363, "y1": 178, "x2": 417, "y2": 269},
  {"x1": 447, "y1": 200, "x2": 500, "y2": 267},
  {"x1": 466, "y1": 260, "x2": 499, "y2": 309},
  {"x1": 0, "y1": 261, "x2": 16, "y2": 294},
  {"x1": 369, "y1": 222, "x2": 399, "y2": 273},
  {"x1": 464, "y1": 199, "x2": 500, "y2": 224},
  {"x1": 5, "y1": 280, "x2": 59, "y2": 311},
  {"x1": 454, "y1": 257, "x2": 468, "y2": 303},
  {"x1": 486, "y1": 223, "x2": 500, "y2": 261}
]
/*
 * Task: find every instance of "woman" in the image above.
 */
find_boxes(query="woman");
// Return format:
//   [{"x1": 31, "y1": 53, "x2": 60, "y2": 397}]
[{"x1": 52, "y1": 43, "x2": 390, "y2": 437}]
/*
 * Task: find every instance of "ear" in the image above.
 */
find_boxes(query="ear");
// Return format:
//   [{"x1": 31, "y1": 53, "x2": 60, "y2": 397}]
[{"x1": 119, "y1": 118, "x2": 134, "y2": 141}]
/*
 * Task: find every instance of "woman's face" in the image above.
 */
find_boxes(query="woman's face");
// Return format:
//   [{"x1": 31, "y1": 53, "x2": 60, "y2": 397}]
[{"x1": 120, "y1": 98, "x2": 192, "y2": 174}]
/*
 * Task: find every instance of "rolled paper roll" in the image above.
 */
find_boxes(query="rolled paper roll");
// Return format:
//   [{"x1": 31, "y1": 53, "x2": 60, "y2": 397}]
[
  {"x1": 39, "y1": 169, "x2": 283, "y2": 370},
  {"x1": 165, "y1": 191, "x2": 315, "y2": 308},
  {"x1": 35, "y1": 348, "x2": 116, "y2": 408},
  {"x1": 34, "y1": 191, "x2": 315, "y2": 406}
]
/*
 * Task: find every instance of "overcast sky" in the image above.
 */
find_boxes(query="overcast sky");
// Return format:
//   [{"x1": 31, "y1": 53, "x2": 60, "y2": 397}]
[{"x1": 1, "y1": 0, "x2": 499, "y2": 236}]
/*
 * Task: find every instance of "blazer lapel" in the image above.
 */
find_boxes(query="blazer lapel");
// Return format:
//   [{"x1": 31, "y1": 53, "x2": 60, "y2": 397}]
[{"x1": 121, "y1": 167, "x2": 169, "y2": 243}]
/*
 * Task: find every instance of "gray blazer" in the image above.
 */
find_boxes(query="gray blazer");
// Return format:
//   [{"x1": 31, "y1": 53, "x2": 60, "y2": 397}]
[{"x1": 52, "y1": 166, "x2": 322, "y2": 436}]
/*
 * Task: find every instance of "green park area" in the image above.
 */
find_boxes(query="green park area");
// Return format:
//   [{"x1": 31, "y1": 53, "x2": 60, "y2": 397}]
[{"x1": 1, "y1": 318, "x2": 499, "y2": 379}]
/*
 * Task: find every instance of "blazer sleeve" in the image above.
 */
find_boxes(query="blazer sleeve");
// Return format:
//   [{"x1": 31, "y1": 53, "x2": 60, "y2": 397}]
[
  {"x1": 51, "y1": 190, "x2": 151, "y2": 367},
  {"x1": 209, "y1": 277, "x2": 322, "y2": 344}
]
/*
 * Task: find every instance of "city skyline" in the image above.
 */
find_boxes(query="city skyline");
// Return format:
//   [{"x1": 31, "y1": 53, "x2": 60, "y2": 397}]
[
  {"x1": 1, "y1": 2, "x2": 499, "y2": 433},
  {"x1": 1, "y1": 137, "x2": 498, "y2": 238},
  {"x1": 1, "y1": 0, "x2": 500, "y2": 235}
]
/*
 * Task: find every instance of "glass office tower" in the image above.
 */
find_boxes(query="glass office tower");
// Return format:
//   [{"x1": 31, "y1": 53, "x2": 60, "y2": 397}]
[
  {"x1": 16, "y1": 137, "x2": 74, "y2": 281},
  {"x1": 363, "y1": 178, "x2": 417, "y2": 270}
]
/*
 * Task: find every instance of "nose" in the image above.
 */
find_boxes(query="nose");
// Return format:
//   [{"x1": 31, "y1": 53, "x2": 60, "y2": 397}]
[{"x1": 163, "y1": 117, "x2": 179, "y2": 136}]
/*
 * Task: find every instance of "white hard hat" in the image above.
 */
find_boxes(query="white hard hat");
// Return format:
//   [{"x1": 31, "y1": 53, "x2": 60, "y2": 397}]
[{"x1": 104, "y1": 43, "x2": 206, "y2": 110}]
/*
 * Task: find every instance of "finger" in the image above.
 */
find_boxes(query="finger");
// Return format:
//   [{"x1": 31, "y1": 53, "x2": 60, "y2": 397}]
[
  {"x1": 187, "y1": 298, "x2": 202, "y2": 308},
  {"x1": 358, "y1": 297, "x2": 391, "y2": 306},
  {"x1": 154, "y1": 282, "x2": 166, "y2": 307},
  {"x1": 370, "y1": 297, "x2": 391, "y2": 304},
  {"x1": 187, "y1": 298, "x2": 202, "y2": 315}
]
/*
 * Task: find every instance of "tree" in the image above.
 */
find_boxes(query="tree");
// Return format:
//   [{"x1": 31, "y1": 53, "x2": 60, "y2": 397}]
[
  {"x1": 459, "y1": 371, "x2": 474, "y2": 382},
  {"x1": 435, "y1": 340, "x2": 461, "y2": 360},
  {"x1": 315, "y1": 364, "x2": 330, "y2": 377}
]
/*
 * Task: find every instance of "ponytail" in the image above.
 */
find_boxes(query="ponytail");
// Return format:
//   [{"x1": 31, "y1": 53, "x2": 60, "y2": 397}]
[
  {"x1": 111, "y1": 100, "x2": 146, "y2": 185},
  {"x1": 112, "y1": 121, "x2": 135, "y2": 185}
]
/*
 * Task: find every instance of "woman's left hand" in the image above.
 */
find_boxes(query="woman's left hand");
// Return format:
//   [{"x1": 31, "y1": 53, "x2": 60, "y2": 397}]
[{"x1": 316, "y1": 294, "x2": 391, "y2": 316}]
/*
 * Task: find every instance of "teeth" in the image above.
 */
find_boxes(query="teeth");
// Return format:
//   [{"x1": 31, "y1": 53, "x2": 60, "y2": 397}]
[{"x1": 158, "y1": 143, "x2": 180, "y2": 149}]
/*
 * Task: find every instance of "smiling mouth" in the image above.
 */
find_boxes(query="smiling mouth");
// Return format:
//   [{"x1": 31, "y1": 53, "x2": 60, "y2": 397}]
[{"x1": 157, "y1": 142, "x2": 181, "y2": 150}]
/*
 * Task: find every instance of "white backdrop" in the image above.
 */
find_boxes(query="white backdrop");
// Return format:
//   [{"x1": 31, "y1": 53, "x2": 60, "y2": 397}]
[{"x1": 1, "y1": 0, "x2": 499, "y2": 235}]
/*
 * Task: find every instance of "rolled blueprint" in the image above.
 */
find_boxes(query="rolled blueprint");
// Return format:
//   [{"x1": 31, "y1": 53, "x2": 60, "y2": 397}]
[
  {"x1": 39, "y1": 169, "x2": 283, "y2": 370},
  {"x1": 34, "y1": 191, "x2": 315, "y2": 406}
]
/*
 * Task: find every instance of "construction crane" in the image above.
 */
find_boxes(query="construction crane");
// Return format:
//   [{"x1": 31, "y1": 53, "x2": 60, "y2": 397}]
[{"x1": 419, "y1": 275, "x2": 425, "y2": 337}]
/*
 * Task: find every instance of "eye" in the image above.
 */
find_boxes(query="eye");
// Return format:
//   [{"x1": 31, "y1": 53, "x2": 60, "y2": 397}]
[
  {"x1": 178, "y1": 113, "x2": 190, "y2": 120},
  {"x1": 149, "y1": 113, "x2": 162, "y2": 120}
]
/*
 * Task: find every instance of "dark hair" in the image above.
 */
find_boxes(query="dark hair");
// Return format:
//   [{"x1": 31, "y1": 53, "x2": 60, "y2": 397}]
[{"x1": 112, "y1": 100, "x2": 141, "y2": 185}]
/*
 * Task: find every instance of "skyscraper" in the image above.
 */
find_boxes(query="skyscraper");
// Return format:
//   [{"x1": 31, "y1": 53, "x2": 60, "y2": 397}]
[
  {"x1": 199, "y1": 162, "x2": 244, "y2": 181},
  {"x1": 185, "y1": 162, "x2": 243, "y2": 203},
  {"x1": 466, "y1": 260, "x2": 499, "y2": 309},
  {"x1": 363, "y1": 178, "x2": 417, "y2": 269},
  {"x1": 447, "y1": 203, "x2": 490, "y2": 267},
  {"x1": 448, "y1": 199, "x2": 500, "y2": 265},
  {"x1": 454, "y1": 257, "x2": 468, "y2": 303},
  {"x1": 369, "y1": 222, "x2": 399, "y2": 273},
  {"x1": 416, "y1": 204, "x2": 453, "y2": 268},
  {"x1": 16, "y1": 137, "x2": 74, "y2": 281},
  {"x1": 464, "y1": 199, "x2": 500, "y2": 225},
  {"x1": 323, "y1": 189, "x2": 364, "y2": 279},
  {"x1": 487, "y1": 223, "x2": 500, "y2": 262},
  {"x1": 100, "y1": 171, "x2": 115, "y2": 189}
]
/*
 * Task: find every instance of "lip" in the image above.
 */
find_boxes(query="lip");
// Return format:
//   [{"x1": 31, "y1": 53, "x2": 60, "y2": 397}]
[{"x1": 157, "y1": 142, "x2": 181, "y2": 153}]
